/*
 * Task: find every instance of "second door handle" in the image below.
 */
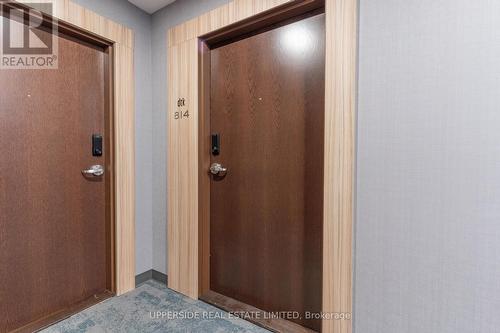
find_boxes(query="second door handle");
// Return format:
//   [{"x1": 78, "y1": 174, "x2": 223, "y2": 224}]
[
  {"x1": 82, "y1": 165, "x2": 104, "y2": 177},
  {"x1": 210, "y1": 163, "x2": 227, "y2": 176}
]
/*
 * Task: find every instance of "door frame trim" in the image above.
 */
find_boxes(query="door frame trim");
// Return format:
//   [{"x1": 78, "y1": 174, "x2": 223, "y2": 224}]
[
  {"x1": 5, "y1": 0, "x2": 136, "y2": 294},
  {"x1": 167, "y1": 0, "x2": 357, "y2": 332},
  {"x1": 50, "y1": 0, "x2": 136, "y2": 296}
]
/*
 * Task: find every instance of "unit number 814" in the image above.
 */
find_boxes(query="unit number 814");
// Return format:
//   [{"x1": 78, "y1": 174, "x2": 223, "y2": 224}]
[{"x1": 174, "y1": 110, "x2": 189, "y2": 120}]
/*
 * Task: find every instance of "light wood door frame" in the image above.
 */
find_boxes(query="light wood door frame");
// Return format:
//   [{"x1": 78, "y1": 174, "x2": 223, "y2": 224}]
[
  {"x1": 167, "y1": 0, "x2": 357, "y2": 332},
  {"x1": 14, "y1": 0, "x2": 137, "y2": 296}
]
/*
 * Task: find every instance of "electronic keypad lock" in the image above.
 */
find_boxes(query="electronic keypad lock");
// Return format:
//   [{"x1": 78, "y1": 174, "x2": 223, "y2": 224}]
[
  {"x1": 211, "y1": 133, "x2": 220, "y2": 156},
  {"x1": 92, "y1": 134, "x2": 103, "y2": 157}
]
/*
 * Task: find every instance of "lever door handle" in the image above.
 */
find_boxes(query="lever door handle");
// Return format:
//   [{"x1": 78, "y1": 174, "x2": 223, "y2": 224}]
[
  {"x1": 82, "y1": 165, "x2": 104, "y2": 177},
  {"x1": 210, "y1": 163, "x2": 227, "y2": 176}
]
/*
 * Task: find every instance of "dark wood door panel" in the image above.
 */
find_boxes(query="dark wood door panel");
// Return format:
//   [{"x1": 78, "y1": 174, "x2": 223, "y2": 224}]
[
  {"x1": 0, "y1": 19, "x2": 110, "y2": 333},
  {"x1": 210, "y1": 13, "x2": 325, "y2": 332}
]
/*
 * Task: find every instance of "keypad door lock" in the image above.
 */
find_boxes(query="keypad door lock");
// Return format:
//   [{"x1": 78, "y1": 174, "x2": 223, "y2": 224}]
[{"x1": 92, "y1": 134, "x2": 103, "y2": 156}]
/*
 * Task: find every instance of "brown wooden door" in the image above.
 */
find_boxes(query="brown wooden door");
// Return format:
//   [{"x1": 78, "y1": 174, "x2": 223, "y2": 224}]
[
  {"x1": 208, "y1": 13, "x2": 325, "y2": 332},
  {"x1": 0, "y1": 13, "x2": 113, "y2": 333}
]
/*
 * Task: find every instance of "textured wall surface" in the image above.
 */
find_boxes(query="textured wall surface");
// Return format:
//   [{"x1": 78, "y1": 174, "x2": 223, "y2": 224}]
[
  {"x1": 151, "y1": 0, "x2": 231, "y2": 274},
  {"x1": 356, "y1": 1, "x2": 500, "y2": 332},
  {"x1": 73, "y1": 0, "x2": 153, "y2": 275}
]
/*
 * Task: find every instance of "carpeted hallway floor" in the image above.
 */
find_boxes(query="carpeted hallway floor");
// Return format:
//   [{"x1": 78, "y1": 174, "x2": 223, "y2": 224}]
[{"x1": 41, "y1": 280, "x2": 269, "y2": 333}]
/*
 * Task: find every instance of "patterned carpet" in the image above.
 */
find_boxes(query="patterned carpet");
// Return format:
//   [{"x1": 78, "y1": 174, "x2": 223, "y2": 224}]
[{"x1": 41, "y1": 280, "x2": 269, "y2": 333}]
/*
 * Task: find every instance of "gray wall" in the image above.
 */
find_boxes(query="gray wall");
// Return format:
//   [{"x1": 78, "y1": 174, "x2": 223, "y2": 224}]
[
  {"x1": 356, "y1": 1, "x2": 500, "y2": 332},
  {"x1": 73, "y1": 0, "x2": 153, "y2": 275},
  {"x1": 151, "y1": 0, "x2": 231, "y2": 274}
]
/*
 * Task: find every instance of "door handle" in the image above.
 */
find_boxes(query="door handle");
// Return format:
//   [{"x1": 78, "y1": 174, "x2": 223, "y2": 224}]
[
  {"x1": 82, "y1": 165, "x2": 104, "y2": 177},
  {"x1": 210, "y1": 163, "x2": 227, "y2": 176}
]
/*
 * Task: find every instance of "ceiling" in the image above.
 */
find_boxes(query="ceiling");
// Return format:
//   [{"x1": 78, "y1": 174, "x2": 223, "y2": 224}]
[{"x1": 127, "y1": 0, "x2": 177, "y2": 14}]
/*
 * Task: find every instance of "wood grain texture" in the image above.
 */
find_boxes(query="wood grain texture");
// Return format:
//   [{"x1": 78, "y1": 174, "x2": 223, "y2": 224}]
[
  {"x1": 167, "y1": 38, "x2": 199, "y2": 299},
  {"x1": 201, "y1": 291, "x2": 317, "y2": 333},
  {"x1": 167, "y1": 1, "x2": 357, "y2": 332},
  {"x1": 167, "y1": 0, "x2": 300, "y2": 304},
  {"x1": 198, "y1": 42, "x2": 211, "y2": 296},
  {"x1": 17, "y1": 0, "x2": 136, "y2": 296},
  {"x1": 13, "y1": 291, "x2": 113, "y2": 333},
  {"x1": 209, "y1": 14, "x2": 325, "y2": 331},
  {"x1": 167, "y1": 0, "x2": 293, "y2": 47},
  {"x1": 322, "y1": 0, "x2": 357, "y2": 332},
  {"x1": 0, "y1": 29, "x2": 108, "y2": 332},
  {"x1": 113, "y1": 43, "x2": 136, "y2": 295},
  {"x1": 14, "y1": 0, "x2": 132, "y2": 47}
]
